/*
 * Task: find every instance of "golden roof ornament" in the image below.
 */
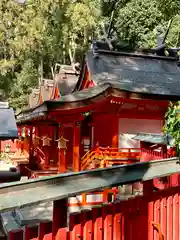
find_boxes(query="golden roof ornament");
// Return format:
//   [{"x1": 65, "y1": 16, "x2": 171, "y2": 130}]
[{"x1": 56, "y1": 136, "x2": 69, "y2": 149}]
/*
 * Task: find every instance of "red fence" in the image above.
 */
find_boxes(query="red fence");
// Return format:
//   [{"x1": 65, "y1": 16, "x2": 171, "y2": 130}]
[
  {"x1": 141, "y1": 148, "x2": 167, "y2": 161},
  {"x1": 7, "y1": 178, "x2": 180, "y2": 240}
]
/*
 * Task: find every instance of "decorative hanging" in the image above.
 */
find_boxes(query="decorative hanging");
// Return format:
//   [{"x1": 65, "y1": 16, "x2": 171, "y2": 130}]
[
  {"x1": 42, "y1": 136, "x2": 52, "y2": 146},
  {"x1": 33, "y1": 136, "x2": 41, "y2": 145},
  {"x1": 21, "y1": 127, "x2": 26, "y2": 138},
  {"x1": 56, "y1": 136, "x2": 69, "y2": 149}
]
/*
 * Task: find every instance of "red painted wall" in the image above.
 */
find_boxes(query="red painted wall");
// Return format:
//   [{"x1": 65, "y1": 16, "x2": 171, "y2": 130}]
[
  {"x1": 63, "y1": 127, "x2": 73, "y2": 169},
  {"x1": 93, "y1": 115, "x2": 116, "y2": 147},
  {"x1": 93, "y1": 113, "x2": 164, "y2": 149}
]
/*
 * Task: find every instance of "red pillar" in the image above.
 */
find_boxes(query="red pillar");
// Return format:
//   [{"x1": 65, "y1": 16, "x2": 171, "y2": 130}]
[
  {"x1": 29, "y1": 126, "x2": 33, "y2": 154},
  {"x1": 112, "y1": 116, "x2": 118, "y2": 148},
  {"x1": 58, "y1": 148, "x2": 67, "y2": 173},
  {"x1": 43, "y1": 146, "x2": 49, "y2": 169},
  {"x1": 73, "y1": 123, "x2": 80, "y2": 172},
  {"x1": 57, "y1": 125, "x2": 67, "y2": 173}
]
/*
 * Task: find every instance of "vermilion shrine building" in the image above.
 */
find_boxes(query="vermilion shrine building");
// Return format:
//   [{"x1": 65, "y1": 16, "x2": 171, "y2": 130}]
[{"x1": 14, "y1": 43, "x2": 180, "y2": 175}]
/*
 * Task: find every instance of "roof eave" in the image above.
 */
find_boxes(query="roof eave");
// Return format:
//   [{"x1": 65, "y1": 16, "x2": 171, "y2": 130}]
[
  {"x1": 16, "y1": 103, "x2": 48, "y2": 124},
  {"x1": 16, "y1": 85, "x2": 180, "y2": 123}
]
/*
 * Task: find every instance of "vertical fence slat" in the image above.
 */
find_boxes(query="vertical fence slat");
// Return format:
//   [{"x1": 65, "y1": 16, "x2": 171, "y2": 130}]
[
  {"x1": 24, "y1": 225, "x2": 38, "y2": 240},
  {"x1": 135, "y1": 197, "x2": 144, "y2": 240},
  {"x1": 167, "y1": 196, "x2": 173, "y2": 240},
  {"x1": 103, "y1": 204, "x2": 113, "y2": 240},
  {"x1": 92, "y1": 207, "x2": 103, "y2": 240},
  {"x1": 154, "y1": 198, "x2": 160, "y2": 240},
  {"x1": 173, "y1": 193, "x2": 179, "y2": 240},
  {"x1": 129, "y1": 199, "x2": 136, "y2": 240},
  {"x1": 143, "y1": 180, "x2": 154, "y2": 240},
  {"x1": 148, "y1": 200, "x2": 154, "y2": 240},
  {"x1": 38, "y1": 221, "x2": 52, "y2": 240},
  {"x1": 113, "y1": 203, "x2": 122, "y2": 240},
  {"x1": 52, "y1": 198, "x2": 68, "y2": 240},
  {"x1": 123, "y1": 201, "x2": 130, "y2": 240},
  {"x1": 143, "y1": 197, "x2": 149, "y2": 240},
  {"x1": 69, "y1": 213, "x2": 82, "y2": 240},
  {"x1": 82, "y1": 210, "x2": 92, "y2": 240},
  {"x1": 160, "y1": 197, "x2": 167, "y2": 240},
  {"x1": 8, "y1": 229, "x2": 23, "y2": 240}
]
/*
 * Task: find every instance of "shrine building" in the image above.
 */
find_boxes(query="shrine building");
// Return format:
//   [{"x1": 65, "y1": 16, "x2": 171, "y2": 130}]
[{"x1": 14, "y1": 42, "x2": 180, "y2": 175}]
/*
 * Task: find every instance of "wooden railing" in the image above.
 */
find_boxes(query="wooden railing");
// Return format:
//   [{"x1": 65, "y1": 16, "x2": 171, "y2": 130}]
[
  {"x1": 2, "y1": 158, "x2": 180, "y2": 240},
  {"x1": 81, "y1": 146, "x2": 140, "y2": 170},
  {"x1": 34, "y1": 146, "x2": 46, "y2": 165},
  {"x1": 141, "y1": 148, "x2": 168, "y2": 161}
]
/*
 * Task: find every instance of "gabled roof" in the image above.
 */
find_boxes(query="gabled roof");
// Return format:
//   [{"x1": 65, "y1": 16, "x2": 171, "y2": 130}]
[
  {"x1": 86, "y1": 49, "x2": 180, "y2": 97},
  {"x1": 17, "y1": 46, "x2": 180, "y2": 123},
  {"x1": 28, "y1": 88, "x2": 40, "y2": 109},
  {"x1": 54, "y1": 72, "x2": 79, "y2": 96}
]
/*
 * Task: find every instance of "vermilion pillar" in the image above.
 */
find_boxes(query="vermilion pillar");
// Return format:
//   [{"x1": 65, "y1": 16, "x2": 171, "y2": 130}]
[
  {"x1": 73, "y1": 122, "x2": 80, "y2": 172},
  {"x1": 29, "y1": 127, "x2": 33, "y2": 152},
  {"x1": 112, "y1": 117, "x2": 119, "y2": 148},
  {"x1": 57, "y1": 125, "x2": 68, "y2": 173},
  {"x1": 58, "y1": 148, "x2": 66, "y2": 173},
  {"x1": 43, "y1": 146, "x2": 49, "y2": 169}
]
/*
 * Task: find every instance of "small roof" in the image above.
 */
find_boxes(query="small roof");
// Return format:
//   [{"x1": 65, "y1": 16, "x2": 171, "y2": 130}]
[
  {"x1": 28, "y1": 88, "x2": 40, "y2": 109},
  {"x1": 55, "y1": 72, "x2": 79, "y2": 96},
  {"x1": 0, "y1": 108, "x2": 18, "y2": 140},
  {"x1": 132, "y1": 132, "x2": 172, "y2": 145}
]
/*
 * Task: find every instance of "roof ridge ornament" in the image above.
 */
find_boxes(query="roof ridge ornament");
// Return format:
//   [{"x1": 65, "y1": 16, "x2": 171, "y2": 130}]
[{"x1": 142, "y1": 18, "x2": 180, "y2": 59}]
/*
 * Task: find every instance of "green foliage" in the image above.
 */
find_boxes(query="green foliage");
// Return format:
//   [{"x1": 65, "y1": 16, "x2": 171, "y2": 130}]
[
  {"x1": 9, "y1": 59, "x2": 38, "y2": 111},
  {"x1": 0, "y1": 0, "x2": 180, "y2": 110},
  {"x1": 156, "y1": 0, "x2": 180, "y2": 20},
  {"x1": 115, "y1": 0, "x2": 163, "y2": 47},
  {"x1": 164, "y1": 102, "x2": 180, "y2": 153}
]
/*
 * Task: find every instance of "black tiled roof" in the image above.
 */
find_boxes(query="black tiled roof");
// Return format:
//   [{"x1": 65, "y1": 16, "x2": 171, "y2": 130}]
[
  {"x1": 54, "y1": 65, "x2": 79, "y2": 96},
  {"x1": 86, "y1": 50, "x2": 180, "y2": 97},
  {"x1": 17, "y1": 49, "x2": 180, "y2": 123},
  {"x1": 55, "y1": 73, "x2": 79, "y2": 96}
]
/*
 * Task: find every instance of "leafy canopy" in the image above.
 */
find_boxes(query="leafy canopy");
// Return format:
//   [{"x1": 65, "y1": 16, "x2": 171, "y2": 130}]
[
  {"x1": 0, "y1": 0, "x2": 180, "y2": 111},
  {"x1": 164, "y1": 102, "x2": 180, "y2": 153}
]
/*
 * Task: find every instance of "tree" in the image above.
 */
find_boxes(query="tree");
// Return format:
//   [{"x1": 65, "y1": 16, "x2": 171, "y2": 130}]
[
  {"x1": 1, "y1": 0, "x2": 180, "y2": 111},
  {"x1": 0, "y1": 0, "x2": 103, "y2": 110},
  {"x1": 163, "y1": 102, "x2": 180, "y2": 154}
]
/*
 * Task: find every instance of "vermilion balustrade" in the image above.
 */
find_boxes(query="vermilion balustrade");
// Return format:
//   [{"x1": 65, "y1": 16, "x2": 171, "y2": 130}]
[{"x1": 81, "y1": 146, "x2": 140, "y2": 170}]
